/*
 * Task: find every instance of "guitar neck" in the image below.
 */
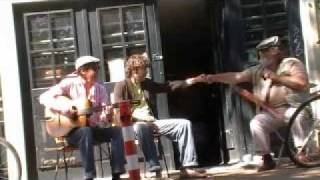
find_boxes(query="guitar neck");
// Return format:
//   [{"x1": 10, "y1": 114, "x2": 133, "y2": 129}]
[{"x1": 77, "y1": 106, "x2": 104, "y2": 115}]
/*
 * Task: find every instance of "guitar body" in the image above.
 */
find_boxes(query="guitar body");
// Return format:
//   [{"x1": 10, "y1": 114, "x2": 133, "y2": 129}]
[{"x1": 45, "y1": 96, "x2": 91, "y2": 137}]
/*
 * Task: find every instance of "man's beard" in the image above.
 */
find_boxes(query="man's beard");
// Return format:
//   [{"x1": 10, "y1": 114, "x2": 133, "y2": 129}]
[{"x1": 260, "y1": 58, "x2": 274, "y2": 68}]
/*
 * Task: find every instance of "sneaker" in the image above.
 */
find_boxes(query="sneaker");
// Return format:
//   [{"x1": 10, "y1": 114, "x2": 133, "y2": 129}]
[{"x1": 257, "y1": 154, "x2": 276, "y2": 172}]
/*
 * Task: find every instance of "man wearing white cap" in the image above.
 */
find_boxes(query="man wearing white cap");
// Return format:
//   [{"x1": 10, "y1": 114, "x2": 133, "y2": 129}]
[
  {"x1": 197, "y1": 36, "x2": 309, "y2": 171},
  {"x1": 40, "y1": 56, "x2": 126, "y2": 180}
]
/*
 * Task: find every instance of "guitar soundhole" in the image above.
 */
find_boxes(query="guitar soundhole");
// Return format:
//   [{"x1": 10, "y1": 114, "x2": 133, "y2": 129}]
[{"x1": 70, "y1": 106, "x2": 78, "y2": 121}]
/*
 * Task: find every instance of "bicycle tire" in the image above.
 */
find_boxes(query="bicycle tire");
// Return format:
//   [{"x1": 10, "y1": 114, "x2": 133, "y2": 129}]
[
  {"x1": 285, "y1": 94, "x2": 320, "y2": 167},
  {"x1": 0, "y1": 137, "x2": 22, "y2": 180}
]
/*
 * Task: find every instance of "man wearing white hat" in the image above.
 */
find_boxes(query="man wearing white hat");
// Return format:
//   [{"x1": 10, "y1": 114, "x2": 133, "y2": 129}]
[
  {"x1": 197, "y1": 36, "x2": 309, "y2": 171},
  {"x1": 40, "y1": 56, "x2": 126, "y2": 180}
]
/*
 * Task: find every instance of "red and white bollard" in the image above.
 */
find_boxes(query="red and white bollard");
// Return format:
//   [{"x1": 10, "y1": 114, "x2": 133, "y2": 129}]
[{"x1": 118, "y1": 100, "x2": 140, "y2": 180}]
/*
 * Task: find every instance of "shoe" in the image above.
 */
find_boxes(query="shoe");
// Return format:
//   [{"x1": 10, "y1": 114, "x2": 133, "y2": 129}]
[
  {"x1": 296, "y1": 151, "x2": 309, "y2": 163},
  {"x1": 180, "y1": 168, "x2": 207, "y2": 178},
  {"x1": 257, "y1": 154, "x2": 276, "y2": 172}
]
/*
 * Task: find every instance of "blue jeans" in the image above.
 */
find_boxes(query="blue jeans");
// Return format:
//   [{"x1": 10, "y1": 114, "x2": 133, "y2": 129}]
[
  {"x1": 134, "y1": 119, "x2": 198, "y2": 171},
  {"x1": 66, "y1": 126, "x2": 126, "y2": 179}
]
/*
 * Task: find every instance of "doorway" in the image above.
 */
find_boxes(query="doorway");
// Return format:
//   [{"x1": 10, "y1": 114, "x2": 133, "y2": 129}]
[{"x1": 158, "y1": 0, "x2": 224, "y2": 166}]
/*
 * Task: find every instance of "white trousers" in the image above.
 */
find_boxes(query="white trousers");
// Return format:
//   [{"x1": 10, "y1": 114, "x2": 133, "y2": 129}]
[{"x1": 250, "y1": 107, "x2": 309, "y2": 155}]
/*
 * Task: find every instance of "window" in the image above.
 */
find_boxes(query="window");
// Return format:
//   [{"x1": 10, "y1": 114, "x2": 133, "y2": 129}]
[
  {"x1": 240, "y1": 0, "x2": 288, "y2": 63},
  {"x1": 97, "y1": 5, "x2": 148, "y2": 82},
  {"x1": 24, "y1": 10, "x2": 77, "y2": 88},
  {"x1": 24, "y1": 5, "x2": 149, "y2": 87}
]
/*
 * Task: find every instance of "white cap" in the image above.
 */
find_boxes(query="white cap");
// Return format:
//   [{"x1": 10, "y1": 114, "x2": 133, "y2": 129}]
[{"x1": 75, "y1": 56, "x2": 100, "y2": 70}]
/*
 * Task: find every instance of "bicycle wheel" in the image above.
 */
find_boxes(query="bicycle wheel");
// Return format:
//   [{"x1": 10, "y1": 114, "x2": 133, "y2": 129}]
[
  {"x1": 286, "y1": 95, "x2": 320, "y2": 167},
  {"x1": 0, "y1": 137, "x2": 22, "y2": 180}
]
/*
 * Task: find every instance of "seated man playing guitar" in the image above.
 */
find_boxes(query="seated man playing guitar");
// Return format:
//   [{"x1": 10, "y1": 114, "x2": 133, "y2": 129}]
[
  {"x1": 198, "y1": 36, "x2": 309, "y2": 172},
  {"x1": 40, "y1": 56, "x2": 125, "y2": 180}
]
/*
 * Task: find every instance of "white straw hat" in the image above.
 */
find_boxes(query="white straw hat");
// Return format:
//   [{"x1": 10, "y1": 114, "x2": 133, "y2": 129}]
[{"x1": 75, "y1": 56, "x2": 100, "y2": 70}]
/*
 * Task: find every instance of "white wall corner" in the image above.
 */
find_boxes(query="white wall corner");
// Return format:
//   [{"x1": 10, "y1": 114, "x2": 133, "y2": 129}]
[
  {"x1": 300, "y1": 0, "x2": 320, "y2": 84},
  {"x1": 0, "y1": 1, "x2": 28, "y2": 180}
]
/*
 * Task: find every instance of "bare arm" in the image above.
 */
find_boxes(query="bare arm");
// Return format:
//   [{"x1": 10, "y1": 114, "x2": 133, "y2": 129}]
[
  {"x1": 262, "y1": 60, "x2": 308, "y2": 91},
  {"x1": 276, "y1": 76, "x2": 307, "y2": 91},
  {"x1": 263, "y1": 69, "x2": 308, "y2": 91},
  {"x1": 206, "y1": 71, "x2": 251, "y2": 85}
]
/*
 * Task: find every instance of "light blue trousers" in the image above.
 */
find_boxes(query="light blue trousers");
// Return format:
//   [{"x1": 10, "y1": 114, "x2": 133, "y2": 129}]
[{"x1": 134, "y1": 119, "x2": 198, "y2": 171}]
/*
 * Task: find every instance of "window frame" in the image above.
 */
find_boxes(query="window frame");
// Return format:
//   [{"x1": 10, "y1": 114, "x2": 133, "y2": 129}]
[{"x1": 24, "y1": 9, "x2": 78, "y2": 89}]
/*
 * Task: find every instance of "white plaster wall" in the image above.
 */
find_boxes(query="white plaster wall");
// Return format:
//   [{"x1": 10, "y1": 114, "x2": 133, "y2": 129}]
[
  {"x1": 300, "y1": 0, "x2": 320, "y2": 85},
  {"x1": 0, "y1": 1, "x2": 29, "y2": 180}
]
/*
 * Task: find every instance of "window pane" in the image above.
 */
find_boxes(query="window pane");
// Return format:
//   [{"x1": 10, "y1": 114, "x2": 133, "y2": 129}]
[
  {"x1": 54, "y1": 50, "x2": 76, "y2": 66},
  {"x1": 246, "y1": 31, "x2": 263, "y2": 43},
  {"x1": 31, "y1": 53, "x2": 52, "y2": 67},
  {"x1": 242, "y1": 6, "x2": 262, "y2": 17},
  {"x1": 33, "y1": 68, "x2": 55, "y2": 88},
  {"x1": 27, "y1": 15, "x2": 50, "y2": 50},
  {"x1": 51, "y1": 12, "x2": 75, "y2": 49},
  {"x1": 244, "y1": 18, "x2": 263, "y2": 30},
  {"x1": 104, "y1": 47, "x2": 124, "y2": 60},
  {"x1": 104, "y1": 47, "x2": 125, "y2": 82},
  {"x1": 123, "y1": 6, "x2": 145, "y2": 42},
  {"x1": 100, "y1": 9, "x2": 122, "y2": 44},
  {"x1": 265, "y1": 4, "x2": 285, "y2": 14},
  {"x1": 241, "y1": 0, "x2": 259, "y2": 5},
  {"x1": 55, "y1": 65, "x2": 74, "y2": 80}
]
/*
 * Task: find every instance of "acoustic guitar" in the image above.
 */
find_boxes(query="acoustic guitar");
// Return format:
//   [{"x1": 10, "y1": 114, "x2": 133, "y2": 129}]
[{"x1": 44, "y1": 96, "x2": 105, "y2": 137}]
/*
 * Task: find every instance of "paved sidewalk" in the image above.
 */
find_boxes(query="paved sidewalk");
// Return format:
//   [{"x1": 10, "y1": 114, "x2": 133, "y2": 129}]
[
  {"x1": 42, "y1": 157, "x2": 320, "y2": 180},
  {"x1": 141, "y1": 158, "x2": 320, "y2": 180},
  {"x1": 206, "y1": 162, "x2": 320, "y2": 180}
]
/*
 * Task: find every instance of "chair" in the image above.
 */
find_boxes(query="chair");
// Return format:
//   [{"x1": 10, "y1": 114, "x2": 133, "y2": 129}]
[
  {"x1": 43, "y1": 137, "x2": 77, "y2": 180},
  {"x1": 153, "y1": 133, "x2": 170, "y2": 178},
  {"x1": 43, "y1": 137, "x2": 110, "y2": 180}
]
